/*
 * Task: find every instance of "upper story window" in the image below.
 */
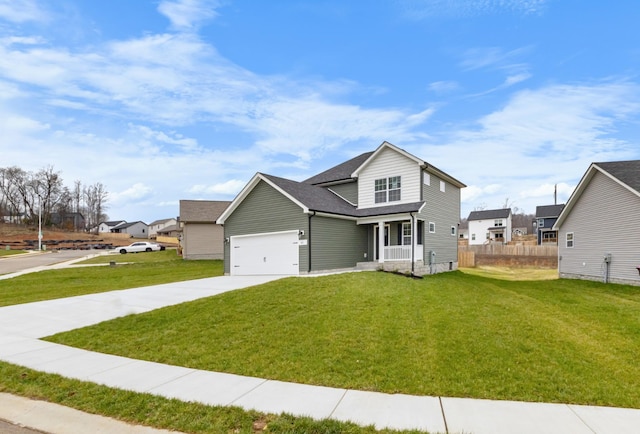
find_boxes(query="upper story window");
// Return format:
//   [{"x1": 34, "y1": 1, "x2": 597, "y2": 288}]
[
  {"x1": 537, "y1": 218, "x2": 544, "y2": 228},
  {"x1": 374, "y1": 176, "x2": 401, "y2": 203},
  {"x1": 494, "y1": 219, "x2": 503, "y2": 227}
]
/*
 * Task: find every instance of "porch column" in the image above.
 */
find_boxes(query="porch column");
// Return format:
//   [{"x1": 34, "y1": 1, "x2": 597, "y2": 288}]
[{"x1": 377, "y1": 221, "x2": 385, "y2": 263}]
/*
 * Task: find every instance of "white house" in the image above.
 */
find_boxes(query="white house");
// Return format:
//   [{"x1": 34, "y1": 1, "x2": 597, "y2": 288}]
[
  {"x1": 467, "y1": 208, "x2": 512, "y2": 245},
  {"x1": 149, "y1": 217, "x2": 178, "y2": 239}
]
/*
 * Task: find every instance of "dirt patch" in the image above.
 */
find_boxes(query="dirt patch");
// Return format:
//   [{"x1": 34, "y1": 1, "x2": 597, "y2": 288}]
[{"x1": 0, "y1": 223, "x2": 139, "y2": 250}]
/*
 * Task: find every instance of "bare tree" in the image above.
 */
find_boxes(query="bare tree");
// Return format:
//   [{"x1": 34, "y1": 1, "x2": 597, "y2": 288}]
[
  {"x1": 32, "y1": 166, "x2": 64, "y2": 225},
  {"x1": 83, "y1": 182, "x2": 108, "y2": 231}
]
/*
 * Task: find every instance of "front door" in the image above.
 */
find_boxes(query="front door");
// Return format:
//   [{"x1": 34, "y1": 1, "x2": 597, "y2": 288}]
[{"x1": 374, "y1": 224, "x2": 389, "y2": 260}]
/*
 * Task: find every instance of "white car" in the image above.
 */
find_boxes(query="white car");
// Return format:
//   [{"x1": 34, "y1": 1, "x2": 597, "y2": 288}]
[{"x1": 117, "y1": 241, "x2": 165, "y2": 254}]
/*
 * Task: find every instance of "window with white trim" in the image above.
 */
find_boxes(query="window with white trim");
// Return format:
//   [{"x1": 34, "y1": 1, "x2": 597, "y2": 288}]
[
  {"x1": 440, "y1": 180, "x2": 445, "y2": 192},
  {"x1": 429, "y1": 222, "x2": 435, "y2": 233},
  {"x1": 374, "y1": 176, "x2": 401, "y2": 203},
  {"x1": 402, "y1": 222, "x2": 412, "y2": 246},
  {"x1": 424, "y1": 173, "x2": 430, "y2": 186},
  {"x1": 451, "y1": 226, "x2": 456, "y2": 236},
  {"x1": 494, "y1": 219, "x2": 503, "y2": 227},
  {"x1": 538, "y1": 218, "x2": 544, "y2": 228},
  {"x1": 566, "y1": 232, "x2": 574, "y2": 248}
]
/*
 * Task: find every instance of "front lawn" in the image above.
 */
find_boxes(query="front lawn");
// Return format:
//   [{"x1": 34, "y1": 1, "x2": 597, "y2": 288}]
[
  {"x1": 47, "y1": 271, "x2": 640, "y2": 409},
  {"x1": 0, "y1": 251, "x2": 223, "y2": 307}
]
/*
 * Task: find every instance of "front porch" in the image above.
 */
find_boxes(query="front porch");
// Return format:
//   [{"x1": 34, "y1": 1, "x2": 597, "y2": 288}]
[{"x1": 365, "y1": 218, "x2": 424, "y2": 263}]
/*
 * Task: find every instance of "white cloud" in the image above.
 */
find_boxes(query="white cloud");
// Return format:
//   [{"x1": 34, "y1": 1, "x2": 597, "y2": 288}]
[
  {"x1": 109, "y1": 183, "x2": 153, "y2": 204},
  {"x1": 188, "y1": 179, "x2": 246, "y2": 196},
  {"x1": 157, "y1": 0, "x2": 220, "y2": 31},
  {"x1": 0, "y1": 0, "x2": 48, "y2": 23}
]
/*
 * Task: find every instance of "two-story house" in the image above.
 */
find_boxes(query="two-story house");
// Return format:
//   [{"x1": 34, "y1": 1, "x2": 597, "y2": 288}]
[
  {"x1": 216, "y1": 141, "x2": 466, "y2": 276},
  {"x1": 149, "y1": 217, "x2": 178, "y2": 239},
  {"x1": 467, "y1": 208, "x2": 512, "y2": 245},
  {"x1": 554, "y1": 160, "x2": 640, "y2": 285},
  {"x1": 534, "y1": 204, "x2": 564, "y2": 245}
]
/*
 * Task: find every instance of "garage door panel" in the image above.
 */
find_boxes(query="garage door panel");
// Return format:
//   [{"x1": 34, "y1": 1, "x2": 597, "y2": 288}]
[{"x1": 230, "y1": 231, "x2": 299, "y2": 276}]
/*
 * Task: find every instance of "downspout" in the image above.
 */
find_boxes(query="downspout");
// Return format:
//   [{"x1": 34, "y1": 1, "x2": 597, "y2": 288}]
[
  {"x1": 410, "y1": 212, "x2": 415, "y2": 276},
  {"x1": 308, "y1": 211, "x2": 316, "y2": 273}
]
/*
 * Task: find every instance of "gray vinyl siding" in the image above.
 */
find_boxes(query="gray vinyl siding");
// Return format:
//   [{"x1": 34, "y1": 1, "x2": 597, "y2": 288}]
[
  {"x1": 327, "y1": 181, "x2": 358, "y2": 205},
  {"x1": 182, "y1": 223, "x2": 224, "y2": 260},
  {"x1": 420, "y1": 172, "x2": 461, "y2": 265},
  {"x1": 223, "y1": 180, "x2": 308, "y2": 274},
  {"x1": 558, "y1": 171, "x2": 640, "y2": 285},
  {"x1": 309, "y1": 215, "x2": 368, "y2": 271}
]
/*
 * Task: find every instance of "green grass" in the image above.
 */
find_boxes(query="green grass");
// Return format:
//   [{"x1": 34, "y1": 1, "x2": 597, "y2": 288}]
[
  {"x1": 0, "y1": 251, "x2": 223, "y2": 307},
  {"x1": 0, "y1": 361, "x2": 417, "y2": 434},
  {"x1": 48, "y1": 271, "x2": 640, "y2": 409},
  {"x1": 460, "y1": 265, "x2": 558, "y2": 281},
  {"x1": 0, "y1": 249, "x2": 27, "y2": 257}
]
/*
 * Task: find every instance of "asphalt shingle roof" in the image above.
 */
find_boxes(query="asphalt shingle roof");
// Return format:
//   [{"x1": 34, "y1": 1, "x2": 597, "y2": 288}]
[
  {"x1": 303, "y1": 152, "x2": 374, "y2": 185},
  {"x1": 595, "y1": 160, "x2": 640, "y2": 193},
  {"x1": 467, "y1": 208, "x2": 511, "y2": 221},
  {"x1": 180, "y1": 200, "x2": 230, "y2": 222},
  {"x1": 263, "y1": 173, "x2": 424, "y2": 217},
  {"x1": 535, "y1": 204, "x2": 564, "y2": 218}
]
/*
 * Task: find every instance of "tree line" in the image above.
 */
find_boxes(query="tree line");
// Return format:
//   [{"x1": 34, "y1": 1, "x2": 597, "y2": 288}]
[{"x1": 0, "y1": 165, "x2": 108, "y2": 231}]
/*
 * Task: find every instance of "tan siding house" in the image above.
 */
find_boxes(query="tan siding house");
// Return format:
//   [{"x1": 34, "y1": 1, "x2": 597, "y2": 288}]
[
  {"x1": 554, "y1": 160, "x2": 640, "y2": 285},
  {"x1": 179, "y1": 200, "x2": 230, "y2": 260}
]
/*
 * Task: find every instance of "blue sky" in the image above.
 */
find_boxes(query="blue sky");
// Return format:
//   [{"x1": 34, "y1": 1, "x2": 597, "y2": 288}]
[{"x1": 1, "y1": 0, "x2": 639, "y2": 223}]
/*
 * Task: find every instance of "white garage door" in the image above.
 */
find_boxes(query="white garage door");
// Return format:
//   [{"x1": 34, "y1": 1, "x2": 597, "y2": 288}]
[{"x1": 230, "y1": 230, "x2": 300, "y2": 276}]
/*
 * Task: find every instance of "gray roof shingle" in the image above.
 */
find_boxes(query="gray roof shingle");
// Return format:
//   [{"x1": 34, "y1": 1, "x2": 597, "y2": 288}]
[
  {"x1": 180, "y1": 200, "x2": 230, "y2": 222},
  {"x1": 535, "y1": 204, "x2": 564, "y2": 218},
  {"x1": 468, "y1": 208, "x2": 511, "y2": 221},
  {"x1": 595, "y1": 160, "x2": 640, "y2": 193},
  {"x1": 263, "y1": 173, "x2": 424, "y2": 217},
  {"x1": 303, "y1": 152, "x2": 374, "y2": 185}
]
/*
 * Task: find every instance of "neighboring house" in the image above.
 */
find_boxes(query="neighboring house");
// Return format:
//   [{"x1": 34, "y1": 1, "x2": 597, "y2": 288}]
[
  {"x1": 50, "y1": 212, "x2": 85, "y2": 230},
  {"x1": 179, "y1": 200, "x2": 230, "y2": 260},
  {"x1": 157, "y1": 224, "x2": 181, "y2": 238},
  {"x1": 534, "y1": 204, "x2": 564, "y2": 245},
  {"x1": 467, "y1": 208, "x2": 512, "y2": 245},
  {"x1": 112, "y1": 221, "x2": 149, "y2": 238},
  {"x1": 554, "y1": 160, "x2": 640, "y2": 285},
  {"x1": 2, "y1": 212, "x2": 27, "y2": 224},
  {"x1": 149, "y1": 217, "x2": 178, "y2": 239},
  {"x1": 97, "y1": 220, "x2": 126, "y2": 233},
  {"x1": 216, "y1": 141, "x2": 466, "y2": 276}
]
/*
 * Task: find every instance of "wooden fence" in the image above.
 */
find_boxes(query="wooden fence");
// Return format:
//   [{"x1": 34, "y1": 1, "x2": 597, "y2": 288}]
[{"x1": 459, "y1": 244, "x2": 558, "y2": 268}]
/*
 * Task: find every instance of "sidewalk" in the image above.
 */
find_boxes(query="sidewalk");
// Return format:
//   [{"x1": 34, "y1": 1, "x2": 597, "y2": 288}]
[{"x1": 1, "y1": 274, "x2": 640, "y2": 433}]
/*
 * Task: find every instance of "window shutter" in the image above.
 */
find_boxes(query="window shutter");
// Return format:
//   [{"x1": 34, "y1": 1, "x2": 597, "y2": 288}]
[{"x1": 397, "y1": 223, "x2": 402, "y2": 245}]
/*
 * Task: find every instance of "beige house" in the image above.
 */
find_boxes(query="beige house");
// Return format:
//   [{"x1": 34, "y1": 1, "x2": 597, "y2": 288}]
[{"x1": 179, "y1": 200, "x2": 230, "y2": 260}]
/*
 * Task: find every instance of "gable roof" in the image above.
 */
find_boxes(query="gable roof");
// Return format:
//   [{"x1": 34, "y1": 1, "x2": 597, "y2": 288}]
[
  {"x1": 149, "y1": 217, "x2": 176, "y2": 226},
  {"x1": 535, "y1": 204, "x2": 564, "y2": 218},
  {"x1": 217, "y1": 172, "x2": 426, "y2": 224},
  {"x1": 303, "y1": 152, "x2": 373, "y2": 185},
  {"x1": 101, "y1": 220, "x2": 125, "y2": 227},
  {"x1": 117, "y1": 221, "x2": 147, "y2": 229},
  {"x1": 468, "y1": 208, "x2": 511, "y2": 221},
  {"x1": 218, "y1": 141, "x2": 464, "y2": 224},
  {"x1": 351, "y1": 141, "x2": 466, "y2": 188},
  {"x1": 555, "y1": 160, "x2": 640, "y2": 228},
  {"x1": 180, "y1": 200, "x2": 230, "y2": 222}
]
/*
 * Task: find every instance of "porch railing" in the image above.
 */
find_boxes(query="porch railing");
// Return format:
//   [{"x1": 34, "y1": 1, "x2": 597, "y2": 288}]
[{"x1": 384, "y1": 245, "x2": 411, "y2": 261}]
